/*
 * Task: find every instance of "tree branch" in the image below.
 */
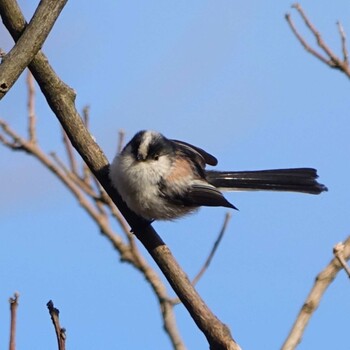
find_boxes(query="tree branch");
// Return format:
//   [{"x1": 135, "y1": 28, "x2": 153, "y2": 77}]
[
  {"x1": 1, "y1": 2, "x2": 240, "y2": 348},
  {"x1": 117, "y1": 129, "x2": 126, "y2": 154},
  {"x1": 333, "y1": 241, "x2": 350, "y2": 278},
  {"x1": 0, "y1": 0, "x2": 68, "y2": 99},
  {"x1": 337, "y1": 21, "x2": 349, "y2": 65},
  {"x1": 281, "y1": 236, "x2": 350, "y2": 350},
  {"x1": 61, "y1": 128, "x2": 79, "y2": 175},
  {"x1": 26, "y1": 70, "x2": 37, "y2": 143},
  {"x1": 0, "y1": 113, "x2": 186, "y2": 350},
  {"x1": 171, "y1": 213, "x2": 231, "y2": 306},
  {"x1": 193, "y1": 213, "x2": 231, "y2": 286},
  {"x1": 9, "y1": 292, "x2": 19, "y2": 350},
  {"x1": 47, "y1": 300, "x2": 66, "y2": 350},
  {"x1": 285, "y1": 3, "x2": 350, "y2": 78}
]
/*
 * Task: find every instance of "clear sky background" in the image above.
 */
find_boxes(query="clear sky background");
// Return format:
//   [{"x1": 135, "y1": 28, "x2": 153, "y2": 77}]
[{"x1": 1, "y1": 1, "x2": 350, "y2": 349}]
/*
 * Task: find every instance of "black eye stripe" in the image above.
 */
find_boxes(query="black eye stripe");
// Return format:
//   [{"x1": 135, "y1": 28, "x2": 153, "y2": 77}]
[
  {"x1": 125, "y1": 131, "x2": 176, "y2": 160},
  {"x1": 148, "y1": 142, "x2": 163, "y2": 157},
  {"x1": 146, "y1": 138, "x2": 174, "y2": 159},
  {"x1": 126, "y1": 131, "x2": 144, "y2": 158}
]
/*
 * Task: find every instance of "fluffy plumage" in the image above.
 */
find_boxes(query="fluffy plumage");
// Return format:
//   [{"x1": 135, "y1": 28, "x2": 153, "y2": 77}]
[{"x1": 109, "y1": 130, "x2": 327, "y2": 221}]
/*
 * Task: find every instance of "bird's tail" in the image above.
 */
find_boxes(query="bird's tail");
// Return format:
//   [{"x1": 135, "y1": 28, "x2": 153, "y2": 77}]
[{"x1": 206, "y1": 168, "x2": 327, "y2": 195}]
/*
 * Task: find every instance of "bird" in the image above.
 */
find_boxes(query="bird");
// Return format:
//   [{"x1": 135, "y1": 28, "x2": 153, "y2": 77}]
[{"x1": 109, "y1": 130, "x2": 327, "y2": 221}]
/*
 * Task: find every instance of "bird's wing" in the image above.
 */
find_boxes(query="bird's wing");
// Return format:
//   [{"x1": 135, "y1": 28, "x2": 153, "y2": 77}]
[
  {"x1": 171, "y1": 139, "x2": 218, "y2": 167},
  {"x1": 186, "y1": 183, "x2": 237, "y2": 209}
]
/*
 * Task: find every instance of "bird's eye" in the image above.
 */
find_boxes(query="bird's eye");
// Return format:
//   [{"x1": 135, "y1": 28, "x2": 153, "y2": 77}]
[{"x1": 153, "y1": 154, "x2": 159, "y2": 161}]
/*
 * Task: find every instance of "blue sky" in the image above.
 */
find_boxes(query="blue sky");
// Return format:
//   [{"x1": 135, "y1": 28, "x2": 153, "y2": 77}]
[{"x1": 1, "y1": 1, "x2": 350, "y2": 349}]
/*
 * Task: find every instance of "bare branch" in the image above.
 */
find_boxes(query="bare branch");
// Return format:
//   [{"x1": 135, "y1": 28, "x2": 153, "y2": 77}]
[
  {"x1": 117, "y1": 129, "x2": 126, "y2": 154},
  {"x1": 62, "y1": 128, "x2": 79, "y2": 175},
  {"x1": 171, "y1": 213, "x2": 232, "y2": 305},
  {"x1": 281, "y1": 236, "x2": 350, "y2": 350},
  {"x1": 286, "y1": 3, "x2": 350, "y2": 78},
  {"x1": 1, "y1": 1, "x2": 240, "y2": 348},
  {"x1": 0, "y1": 119, "x2": 27, "y2": 149},
  {"x1": 0, "y1": 120, "x2": 125, "y2": 253},
  {"x1": 0, "y1": 132, "x2": 20, "y2": 149},
  {"x1": 1, "y1": 114, "x2": 186, "y2": 349},
  {"x1": 47, "y1": 300, "x2": 66, "y2": 350},
  {"x1": 49, "y1": 152, "x2": 100, "y2": 200},
  {"x1": 0, "y1": 0, "x2": 68, "y2": 99},
  {"x1": 1, "y1": 119, "x2": 187, "y2": 350},
  {"x1": 193, "y1": 213, "x2": 231, "y2": 286},
  {"x1": 292, "y1": 4, "x2": 338, "y2": 61},
  {"x1": 9, "y1": 292, "x2": 19, "y2": 350},
  {"x1": 50, "y1": 151, "x2": 71, "y2": 174},
  {"x1": 333, "y1": 242, "x2": 350, "y2": 278},
  {"x1": 26, "y1": 70, "x2": 36, "y2": 143},
  {"x1": 337, "y1": 21, "x2": 349, "y2": 65},
  {"x1": 285, "y1": 13, "x2": 330, "y2": 66}
]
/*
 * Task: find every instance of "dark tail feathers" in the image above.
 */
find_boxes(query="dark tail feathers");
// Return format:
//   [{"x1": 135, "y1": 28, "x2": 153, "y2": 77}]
[{"x1": 206, "y1": 168, "x2": 327, "y2": 195}]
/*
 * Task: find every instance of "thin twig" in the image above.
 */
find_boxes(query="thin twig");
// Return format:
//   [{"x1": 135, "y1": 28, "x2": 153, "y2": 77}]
[
  {"x1": 170, "y1": 213, "x2": 232, "y2": 306},
  {"x1": 101, "y1": 191, "x2": 134, "y2": 239},
  {"x1": 0, "y1": 120, "x2": 116, "y2": 246},
  {"x1": 337, "y1": 21, "x2": 349, "y2": 65},
  {"x1": 1, "y1": 117, "x2": 186, "y2": 349},
  {"x1": 286, "y1": 3, "x2": 350, "y2": 78},
  {"x1": 292, "y1": 3, "x2": 338, "y2": 63},
  {"x1": 285, "y1": 13, "x2": 330, "y2": 66},
  {"x1": 26, "y1": 70, "x2": 36, "y2": 143},
  {"x1": 333, "y1": 242, "x2": 350, "y2": 278},
  {"x1": 49, "y1": 152, "x2": 97, "y2": 198},
  {"x1": 50, "y1": 151, "x2": 71, "y2": 174},
  {"x1": 281, "y1": 236, "x2": 350, "y2": 350},
  {"x1": 9, "y1": 292, "x2": 19, "y2": 350},
  {"x1": 62, "y1": 128, "x2": 78, "y2": 175},
  {"x1": 0, "y1": 119, "x2": 26, "y2": 149},
  {"x1": 192, "y1": 212, "x2": 232, "y2": 286},
  {"x1": 0, "y1": 133, "x2": 21, "y2": 149},
  {"x1": 117, "y1": 129, "x2": 125, "y2": 154},
  {"x1": 47, "y1": 300, "x2": 66, "y2": 350}
]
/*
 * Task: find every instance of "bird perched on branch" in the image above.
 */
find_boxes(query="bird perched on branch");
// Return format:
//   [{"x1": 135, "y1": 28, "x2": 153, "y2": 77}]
[{"x1": 109, "y1": 130, "x2": 327, "y2": 221}]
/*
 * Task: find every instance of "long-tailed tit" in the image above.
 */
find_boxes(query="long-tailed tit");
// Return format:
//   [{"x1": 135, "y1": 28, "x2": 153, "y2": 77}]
[{"x1": 109, "y1": 130, "x2": 327, "y2": 221}]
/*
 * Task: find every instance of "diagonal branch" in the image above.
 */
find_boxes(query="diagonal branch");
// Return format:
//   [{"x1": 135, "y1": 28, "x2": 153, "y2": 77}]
[
  {"x1": 0, "y1": 0, "x2": 68, "y2": 99},
  {"x1": 1, "y1": 93, "x2": 185, "y2": 350},
  {"x1": 61, "y1": 128, "x2": 79, "y2": 175},
  {"x1": 285, "y1": 13, "x2": 330, "y2": 66},
  {"x1": 281, "y1": 236, "x2": 350, "y2": 350},
  {"x1": 333, "y1": 242, "x2": 350, "y2": 278},
  {"x1": 1, "y1": 115, "x2": 187, "y2": 350},
  {"x1": 291, "y1": 3, "x2": 337, "y2": 61},
  {"x1": 192, "y1": 213, "x2": 231, "y2": 286},
  {"x1": 0, "y1": 117, "x2": 129, "y2": 261},
  {"x1": 170, "y1": 213, "x2": 231, "y2": 306},
  {"x1": 1, "y1": 1, "x2": 240, "y2": 349}
]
